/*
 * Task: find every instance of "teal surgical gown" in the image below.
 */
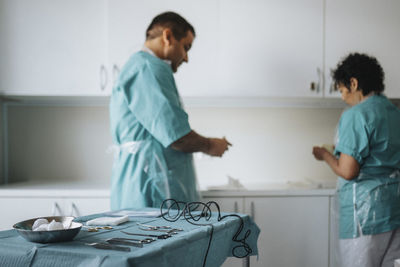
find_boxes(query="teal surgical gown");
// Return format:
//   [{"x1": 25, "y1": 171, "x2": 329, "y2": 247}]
[
  {"x1": 334, "y1": 95, "x2": 400, "y2": 239},
  {"x1": 109, "y1": 51, "x2": 199, "y2": 210}
]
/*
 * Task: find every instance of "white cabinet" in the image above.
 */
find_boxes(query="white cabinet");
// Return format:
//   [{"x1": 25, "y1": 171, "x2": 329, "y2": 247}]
[
  {"x1": 202, "y1": 196, "x2": 245, "y2": 267},
  {"x1": 0, "y1": 197, "x2": 64, "y2": 230},
  {"x1": 202, "y1": 196, "x2": 244, "y2": 213},
  {"x1": 218, "y1": 0, "x2": 324, "y2": 98},
  {"x1": 106, "y1": 0, "x2": 400, "y2": 99},
  {"x1": 0, "y1": 196, "x2": 110, "y2": 230},
  {"x1": 325, "y1": 0, "x2": 400, "y2": 98},
  {"x1": 329, "y1": 195, "x2": 339, "y2": 267},
  {"x1": 1, "y1": 1, "x2": 399, "y2": 99},
  {"x1": 0, "y1": 0, "x2": 109, "y2": 95},
  {"x1": 244, "y1": 196, "x2": 330, "y2": 267},
  {"x1": 107, "y1": 0, "x2": 220, "y2": 98},
  {"x1": 203, "y1": 195, "x2": 331, "y2": 267},
  {"x1": 65, "y1": 197, "x2": 110, "y2": 217},
  {"x1": 108, "y1": 0, "x2": 323, "y2": 98}
]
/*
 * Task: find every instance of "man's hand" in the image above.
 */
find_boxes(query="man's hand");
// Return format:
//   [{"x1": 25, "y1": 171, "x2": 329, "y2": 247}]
[
  {"x1": 171, "y1": 131, "x2": 232, "y2": 157},
  {"x1": 207, "y1": 137, "x2": 232, "y2": 157}
]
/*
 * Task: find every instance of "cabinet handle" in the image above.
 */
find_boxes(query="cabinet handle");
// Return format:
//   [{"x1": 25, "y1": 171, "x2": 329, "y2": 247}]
[
  {"x1": 250, "y1": 201, "x2": 255, "y2": 220},
  {"x1": 310, "y1": 67, "x2": 322, "y2": 93},
  {"x1": 52, "y1": 202, "x2": 62, "y2": 216},
  {"x1": 100, "y1": 65, "x2": 108, "y2": 91},
  {"x1": 70, "y1": 202, "x2": 81, "y2": 217},
  {"x1": 329, "y1": 82, "x2": 338, "y2": 94},
  {"x1": 112, "y1": 64, "x2": 120, "y2": 85}
]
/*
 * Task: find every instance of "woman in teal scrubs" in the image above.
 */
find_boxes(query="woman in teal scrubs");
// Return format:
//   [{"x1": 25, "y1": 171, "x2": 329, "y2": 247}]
[
  {"x1": 313, "y1": 53, "x2": 400, "y2": 267},
  {"x1": 109, "y1": 12, "x2": 231, "y2": 210}
]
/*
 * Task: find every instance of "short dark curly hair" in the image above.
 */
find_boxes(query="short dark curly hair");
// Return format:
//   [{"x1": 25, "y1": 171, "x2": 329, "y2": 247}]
[
  {"x1": 332, "y1": 53, "x2": 385, "y2": 95},
  {"x1": 146, "y1": 11, "x2": 195, "y2": 41}
]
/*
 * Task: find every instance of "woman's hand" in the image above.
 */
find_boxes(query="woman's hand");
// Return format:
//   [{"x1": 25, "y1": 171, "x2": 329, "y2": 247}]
[
  {"x1": 312, "y1": 146, "x2": 329, "y2": 161},
  {"x1": 312, "y1": 146, "x2": 360, "y2": 180}
]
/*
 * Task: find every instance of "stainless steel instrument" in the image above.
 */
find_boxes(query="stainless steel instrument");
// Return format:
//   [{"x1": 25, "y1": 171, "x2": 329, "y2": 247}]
[
  {"x1": 136, "y1": 223, "x2": 183, "y2": 234},
  {"x1": 121, "y1": 230, "x2": 171, "y2": 239},
  {"x1": 106, "y1": 238, "x2": 143, "y2": 248},
  {"x1": 86, "y1": 242, "x2": 131, "y2": 252},
  {"x1": 107, "y1": 237, "x2": 156, "y2": 244}
]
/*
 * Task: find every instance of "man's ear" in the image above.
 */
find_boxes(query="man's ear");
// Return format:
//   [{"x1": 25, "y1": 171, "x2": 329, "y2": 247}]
[
  {"x1": 349, "y1": 77, "x2": 358, "y2": 93},
  {"x1": 162, "y1": 28, "x2": 174, "y2": 47}
]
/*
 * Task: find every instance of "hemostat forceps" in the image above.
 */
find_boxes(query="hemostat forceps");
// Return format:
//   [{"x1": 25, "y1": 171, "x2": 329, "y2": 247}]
[{"x1": 136, "y1": 223, "x2": 183, "y2": 233}]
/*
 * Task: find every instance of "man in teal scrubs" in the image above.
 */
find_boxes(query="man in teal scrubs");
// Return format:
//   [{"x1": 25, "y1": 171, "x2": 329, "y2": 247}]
[
  {"x1": 313, "y1": 53, "x2": 400, "y2": 266},
  {"x1": 109, "y1": 12, "x2": 231, "y2": 210}
]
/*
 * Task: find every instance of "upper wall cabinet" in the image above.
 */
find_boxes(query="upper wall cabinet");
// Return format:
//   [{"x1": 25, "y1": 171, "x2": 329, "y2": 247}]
[
  {"x1": 0, "y1": 0, "x2": 109, "y2": 96},
  {"x1": 0, "y1": 0, "x2": 399, "y2": 99},
  {"x1": 108, "y1": 0, "x2": 220, "y2": 97},
  {"x1": 325, "y1": 0, "x2": 400, "y2": 98},
  {"x1": 109, "y1": 0, "x2": 323, "y2": 98},
  {"x1": 217, "y1": 0, "x2": 324, "y2": 98}
]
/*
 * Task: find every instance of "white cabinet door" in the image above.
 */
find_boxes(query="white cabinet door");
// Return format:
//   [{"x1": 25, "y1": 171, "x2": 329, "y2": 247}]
[
  {"x1": 325, "y1": 0, "x2": 400, "y2": 98},
  {"x1": 0, "y1": 197, "x2": 64, "y2": 230},
  {"x1": 107, "y1": 0, "x2": 219, "y2": 97},
  {"x1": 244, "y1": 196, "x2": 329, "y2": 267},
  {"x1": 329, "y1": 195, "x2": 340, "y2": 267},
  {"x1": 64, "y1": 197, "x2": 110, "y2": 217},
  {"x1": 218, "y1": 0, "x2": 323, "y2": 98},
  {"x1": 0, "y1": 0, "x2": 108, "y2": 96},
  {"x1": 201, "y1": 196, "x2": 245, "y2": 267},
  {"x1": 202, "y1": 196, "x2": 244, "y2": 213}
]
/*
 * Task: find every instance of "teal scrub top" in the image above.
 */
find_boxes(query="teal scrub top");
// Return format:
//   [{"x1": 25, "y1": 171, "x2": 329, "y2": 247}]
[
  {"x1": 334, "y1": 95, "x2": 400, "y2": 239},
  {"x1": 109, "y1": 51, "x2": 199, "y2": 210}
]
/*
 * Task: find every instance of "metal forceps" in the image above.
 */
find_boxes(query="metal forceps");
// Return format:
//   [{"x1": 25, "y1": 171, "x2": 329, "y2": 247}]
[
  {"x1": 121, "y1": 230, "x2": 171, "y2": 239},
  {"x1": 106, "y1": 238, "x2": 144, "y2": 248},
  {"x1": 138, "y1": 227, "x2": 179, "y2": 234},
  {"x1": 137, "y1": 223, "x2": 183, "y2": 234},
  {"x1": 106, "y1": 237, "x2": 155, "y2": 245}
]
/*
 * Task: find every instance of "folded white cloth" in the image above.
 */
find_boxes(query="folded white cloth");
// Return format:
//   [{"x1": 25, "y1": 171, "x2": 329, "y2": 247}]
[{"x1": 86, "y1": 216, "x2": 129, "y2": 226}]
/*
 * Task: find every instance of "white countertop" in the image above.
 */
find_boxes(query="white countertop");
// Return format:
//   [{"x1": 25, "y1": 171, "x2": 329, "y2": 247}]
[
  {"x1": 202, "y1": 188, "x2": 336, "y2": 197},
  {"x1": 0, "y1": 179, "x2": 337, "y2": 197},
  {"x1": 0, "y1": 180, "x2": 111, "y2": 197}
]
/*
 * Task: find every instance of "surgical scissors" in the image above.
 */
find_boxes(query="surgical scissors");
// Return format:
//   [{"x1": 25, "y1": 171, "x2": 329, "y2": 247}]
[
  {"x1": 138, "y1": 226, "x2": 179, "y2": 234},
  {"x1": 121, "y1": 230, "x2": 171, "y2": 239}
]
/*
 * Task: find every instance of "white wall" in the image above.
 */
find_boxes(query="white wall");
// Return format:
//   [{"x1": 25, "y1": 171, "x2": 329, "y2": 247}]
[
  {"x1": 0, "y1": 102, "x2": 3, "y2": 184},
  {"x1": 7, "y1": 105, "x2": 342, "y2": 188},
  {"x1": 189, "y1": 107, "x2": 342, "y2": 188}
]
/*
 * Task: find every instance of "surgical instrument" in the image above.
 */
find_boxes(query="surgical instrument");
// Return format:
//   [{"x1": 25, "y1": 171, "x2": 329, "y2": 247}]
[
  {"x1": 138, "y1": 226, "x2": 179, "y2": 234},
  {"x1": 106, "y1": 238, "x2": 143, "y2": 248},
  {"x1": 86, "y1": 242, "x2": 131, "y2": 252},
  {"x1": 107, "y1": 237, "x2": 156, "y2": 244},
  {"x1": 121, "y1": 230, "x2": 171, "y2": 239},
  {"x1": 136, "y1": 223, "x2": 183, "y2": 231}
]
